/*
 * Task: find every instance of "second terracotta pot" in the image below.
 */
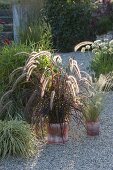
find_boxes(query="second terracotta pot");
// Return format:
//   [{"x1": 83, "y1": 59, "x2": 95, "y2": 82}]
[{"x1": 86, "y1": 121, "x2": 100, "y2": 136}]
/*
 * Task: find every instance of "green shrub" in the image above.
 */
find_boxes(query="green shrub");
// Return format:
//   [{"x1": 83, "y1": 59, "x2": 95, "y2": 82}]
[
  {"x1": 0, "y1": 51, "x2": 52, "y2": 122},
  {"x1": 0, "y1": 120, "x2": 36, "y2": 158},
  {"x1": 96, "y1": 16, "x2": 113, "y2": 35},
  {"x1": 0, "y1": 43, "x2": 31, "y2": 93},
  {"x1": 90, "y1": 39, "x2": 113, "y2": 77},
  {"x1": 43, "y1": 0, "x2": 95, "y2": 52}
]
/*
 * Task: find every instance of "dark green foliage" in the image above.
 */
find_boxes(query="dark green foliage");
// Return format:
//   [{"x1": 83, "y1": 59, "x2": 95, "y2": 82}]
[
  {"x1": 43, "y1": 0, "x2": 95, "y2": 52},
  {"x1": 92, "y1": 1, "x2": 113, "y2": 36},
  {"x1": 96, "y1": 16, "x2": 113, "y2": 35}
]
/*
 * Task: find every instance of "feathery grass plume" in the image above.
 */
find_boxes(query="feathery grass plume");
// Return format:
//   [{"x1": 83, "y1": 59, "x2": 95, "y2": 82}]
[
  {"x1": 73, "y1": 60, "x2": 81, "y2": 79},
  {"x1": 40, "y1": 72, "x2": 47, "y2": 84},
  {"x1": 103, "y1": 73, "x2": 113, "y2": 91},
  {"x1": 68, "y1": 58, "x2": 81, "y2": 80},
  {"x1": 0, "y1": 90, "x2": 13, "y2": 105},
  {"x1": 26, "y1": 64, "x2": 37, "y2": 81},
  {"x1": 80, "y1": 71, "x2": 92, "y2": 84},
  {"x1": 25, "y1": 51, "x2": 51, "y2": 66},
  {"x1": 66, "y1": 80, "x2": 76, "y2": 99},
  {"x1": 14, "y1": 52, "x2": 30, "y2": 56},
  {"x1": 69, "y1": 58, "x2": 74, "y2": 72},
  {"x1": 79, "y1": 77, "x2": 93, "y2": 89},
  {"x1": 74, "y1": 41, "x2": 93, "y2": 52},
  {"x1": 95, "y1": 72, "x2": 113, "y2": 92},
  {"x1": 24, "y1": 52, "x2": 38, "y2": 66},
  {"x1": 12, "y1": 73, "x2": 27, "y2": 91},
  {"x1": 53, "y1": 55, "x2": 62, "y2": 65},
  {"x1": 50, "y1": 91, "x2": 55, "y2": 110},
  {"x1": 24, "y1": 90, "x2": 39, "y2": 122},
  {"x1": 96, "y1": 74, "x2": 107, "y2": 91},
  {"x1": 67, "y1": 75, "x2": 79, "y2": 94},
  {"x1": 9, "y1": 67, "x2": 23, "y2": 84},
  {"x1": 0, "y1": 100, "x2": 12, "y2": 116},
  {"x1": 25, "y1": 60, "x2": 37, "y2": 70},
  {"x1": 41, "y1": 78, "x2": 49, "y2": 98}
]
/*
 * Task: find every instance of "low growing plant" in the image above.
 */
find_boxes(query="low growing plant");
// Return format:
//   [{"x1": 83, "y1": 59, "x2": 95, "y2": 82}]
[{"x1": 0, "y1": 119, "x2": 36, "y2": 159}]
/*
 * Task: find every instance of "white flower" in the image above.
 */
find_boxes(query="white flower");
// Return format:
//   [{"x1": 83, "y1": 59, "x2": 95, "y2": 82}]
[
  {"x1": 109, "y1": 40, "x2": 113, "y2": 48},
  {"x1": 95, "y1": 52, "x2": 100, "y2": 55},
  {"x1": 101, "y1": 46, "x2": 108, "y2": 51},
  {"x1": 69, "y1": 58, "x2": 74, "y2": 72},
  {"x1": 99, "y1": 42, "x2": 106, "y2": 48},
  {"x1": 92, "y1": 49, "x2": 99, "y2": 54},
  {"x1": 94, "y1": 40, "x2": 102, "y2": 45},
  {"x1": 108, "y1": 48, "x2": 113, "y2": 53},
  {"x1": 104, "y1": 39, "x2": 109, "y2": 43},
  {"x1": 81, "y1": 47, "x2": 86, "y2": 53},
  {"x1": 85, "y1": 45, "x2": 90, "y2": 50}
]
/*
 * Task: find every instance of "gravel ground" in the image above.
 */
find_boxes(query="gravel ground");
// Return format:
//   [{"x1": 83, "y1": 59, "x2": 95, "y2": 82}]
[{"x1": 1, "y1": 52, "x2": 113, "y2": 170}]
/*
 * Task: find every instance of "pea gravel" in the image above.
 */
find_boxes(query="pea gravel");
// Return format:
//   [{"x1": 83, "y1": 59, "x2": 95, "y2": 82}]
[{"x1": 1, "y1": 52, "x2": 113, "y2": 170}]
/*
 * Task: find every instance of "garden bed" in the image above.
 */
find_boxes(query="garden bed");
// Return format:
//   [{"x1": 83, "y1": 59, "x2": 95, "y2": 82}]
[{"x1": 1, "y1": 52, "x2": 113, "y2": 170}]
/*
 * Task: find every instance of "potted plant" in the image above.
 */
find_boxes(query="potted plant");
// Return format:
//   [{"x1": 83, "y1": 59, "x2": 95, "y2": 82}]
[
  {"x1": 37, "y1": 55, "x2": 81, "y2": 144},
  {"x1": 0, "y1": 51, "x2": 92, "y2": 144},
  {"x1": 82, "y1": 94, "x2": 103, "y2": 136}
]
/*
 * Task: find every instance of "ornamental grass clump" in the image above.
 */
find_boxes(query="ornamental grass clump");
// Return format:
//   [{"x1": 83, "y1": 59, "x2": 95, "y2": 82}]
[
  {"x1": 0, "y1": 120, "x2": 36, "y2": 159},
  {"x1": 1, "y1": 49, "x2": 109, "y2": 140},
  {"x1": 0, "y1": 51, "x2": 52, "y2": 121},
  {"x1": 0, "y1": 51, "x2": 93, "y2": 132},
  {"x1": 82, "y1": 93, "x2": 103, "y2": 122}
]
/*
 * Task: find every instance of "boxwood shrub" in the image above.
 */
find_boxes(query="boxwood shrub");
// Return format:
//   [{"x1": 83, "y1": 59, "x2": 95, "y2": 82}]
[{"x1": 43, "y1": 0, "x2": 96, "y2": 52}]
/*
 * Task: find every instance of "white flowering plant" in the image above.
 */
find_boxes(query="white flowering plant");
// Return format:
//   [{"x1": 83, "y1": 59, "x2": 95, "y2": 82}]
[
  {"x1": 78, "y1": 39, "x2": 113, "y2": 78},
  {"x1": 90, "y1": 39, "x2": 113, "y2": 77}
]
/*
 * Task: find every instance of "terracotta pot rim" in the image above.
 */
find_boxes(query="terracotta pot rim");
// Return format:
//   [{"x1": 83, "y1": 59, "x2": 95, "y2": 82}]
[
  {"x1": 48, "y1": 122, "x2": 69, "y2": 125},
  {"x1": 86, "y1": 120, "x2": 99, "y2": 123}
]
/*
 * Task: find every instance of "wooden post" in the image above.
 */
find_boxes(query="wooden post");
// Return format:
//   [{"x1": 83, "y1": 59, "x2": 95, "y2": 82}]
[{"x1": 12, "y1": 0, "x2": 44, "y2": 43}]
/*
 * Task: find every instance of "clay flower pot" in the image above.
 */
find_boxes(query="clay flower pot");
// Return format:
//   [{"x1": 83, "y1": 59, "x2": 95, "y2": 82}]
[
  {"x1": 86, "y1": 121, "x2": 100, "y2": 136},
  {"x1": 47, "y1": 122, "x2": 69, "y2": 144}
]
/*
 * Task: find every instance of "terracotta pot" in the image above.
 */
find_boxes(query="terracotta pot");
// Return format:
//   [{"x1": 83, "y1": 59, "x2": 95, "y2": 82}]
[
  {"x1": 47, "y1": 122, "x2": 69, "y2": 144},
  {"x1": 86, "y1": 121, "x2": 100, "y2": 136}
]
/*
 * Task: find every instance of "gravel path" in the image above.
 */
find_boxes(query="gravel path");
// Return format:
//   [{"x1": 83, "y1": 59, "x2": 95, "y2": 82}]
[{"x1": 1, "y1": 52, "x2": 113, "y2": 170}]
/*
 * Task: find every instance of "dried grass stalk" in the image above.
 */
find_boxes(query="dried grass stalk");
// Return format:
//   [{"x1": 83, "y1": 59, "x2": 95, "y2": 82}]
[
  {"x1": 9, "y1": 67, "x2": 23, "y2": 84},
  {"x1": 12, "y1": 73, "x2": 27, "y2": 91},
  {"x1": 50, "y1": 91, "x2": 55, "y2": 110},
  {"x1": 0, "y1": 90, "x2": 13, "y2": 105}
]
